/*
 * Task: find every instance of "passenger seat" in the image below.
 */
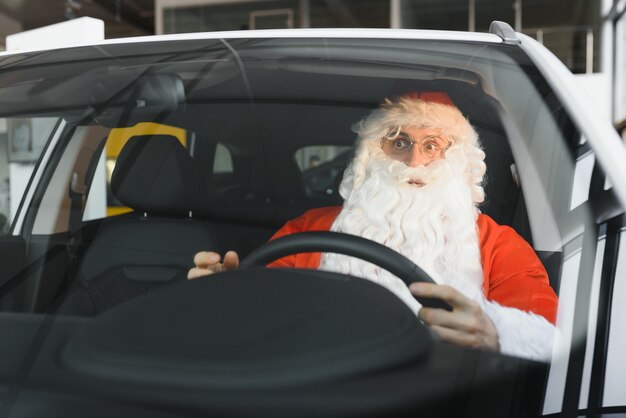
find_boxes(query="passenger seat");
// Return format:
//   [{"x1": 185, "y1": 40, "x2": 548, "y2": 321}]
[{"x1": 57, "y1": 135, "x2": 218, "y2": 315}]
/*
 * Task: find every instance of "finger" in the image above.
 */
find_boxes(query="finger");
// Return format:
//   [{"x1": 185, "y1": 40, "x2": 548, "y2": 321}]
[
  {"x1": 410, "y1": 283, "x2": 476, "y2": 311},
  {"x1": 419, "y1": 307, "x2": 484, "y2": 334},
  {"x1": 187, "y1": 267, "x2": 215, "y2": 280},
  {"x1": 223, "y1": 251, "x2": 240, "y2": 271},
  {"x1": 429, "y1": 325, "x2": 483, "y2": 349},
  {"x1": 193, "y1": 251, "x2": 221, "y2": 268}
]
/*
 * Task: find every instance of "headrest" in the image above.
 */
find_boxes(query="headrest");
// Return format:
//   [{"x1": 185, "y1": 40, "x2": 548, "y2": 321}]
[{"x1": 111, "y1": 135, "x2": 195, "y2": 216}]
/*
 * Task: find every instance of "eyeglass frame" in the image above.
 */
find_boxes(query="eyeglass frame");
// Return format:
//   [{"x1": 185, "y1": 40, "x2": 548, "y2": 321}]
[{"x1": 380, "y1": 126, "x2": 453, "y2": 161}]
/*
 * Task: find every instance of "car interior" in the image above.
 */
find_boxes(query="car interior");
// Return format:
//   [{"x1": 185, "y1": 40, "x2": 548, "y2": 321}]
[
  {"x1": 0, "y1": 63, "x2": 565, "y2": 317},
  {"x1": 32, "y1": 85, "x2": 557, "y2": 317}
]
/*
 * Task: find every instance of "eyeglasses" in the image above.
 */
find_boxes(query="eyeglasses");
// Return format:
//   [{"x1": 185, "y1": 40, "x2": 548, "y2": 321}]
[{"x1": 381, "y1": 127, "x2": 452, "y2": 161}]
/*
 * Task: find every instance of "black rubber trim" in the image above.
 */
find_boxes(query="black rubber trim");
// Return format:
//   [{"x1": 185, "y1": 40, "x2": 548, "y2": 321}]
[
  {"x1": 561, "y1": 221, "x2": 599, "y2": 416},
  {"x1": 588, "y1": 216, "x2": 623, "y2": 409},
  {"x1": 242, "y1": 231, "x2": 452, "y2": 311}
]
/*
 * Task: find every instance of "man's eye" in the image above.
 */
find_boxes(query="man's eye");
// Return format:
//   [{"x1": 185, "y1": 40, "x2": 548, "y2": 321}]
[
  {"x1": 423, "y1": 141, "x2": 439, "y2": 151},
  {"x1": 392, "y1": 139, "x2": 411, "y2": 151}
]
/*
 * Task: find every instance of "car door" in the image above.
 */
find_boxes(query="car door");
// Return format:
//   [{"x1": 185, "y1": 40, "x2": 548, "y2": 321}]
[{"x1": 516, "y1": 34, "x2": 626, "y2": 416}]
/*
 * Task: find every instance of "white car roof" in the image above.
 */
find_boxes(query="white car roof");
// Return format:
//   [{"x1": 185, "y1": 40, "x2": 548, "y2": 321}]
[{"x1": 0, "y1": 28, "x2": 504, "y2": 57}]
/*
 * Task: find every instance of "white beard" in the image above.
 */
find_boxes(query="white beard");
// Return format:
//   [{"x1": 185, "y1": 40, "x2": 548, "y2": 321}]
[{"x1": 319, "y1": 146, "x2": 485, "y2": 314}]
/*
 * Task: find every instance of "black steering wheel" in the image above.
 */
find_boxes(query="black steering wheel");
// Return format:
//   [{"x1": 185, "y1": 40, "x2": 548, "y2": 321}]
[{"x1": 241, "y1": 231, "x2": 452, "y2": 311}]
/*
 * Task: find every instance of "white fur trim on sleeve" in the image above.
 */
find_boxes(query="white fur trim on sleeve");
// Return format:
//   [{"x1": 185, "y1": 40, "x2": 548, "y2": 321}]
[{"x1": 483, "y1": 300, "x2": 557, "y2": 362}]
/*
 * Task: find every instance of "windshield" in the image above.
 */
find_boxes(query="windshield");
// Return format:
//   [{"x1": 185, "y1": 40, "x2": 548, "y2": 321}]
[{"x1": 0, "y1": 36, "x2": 622, "y2": 417}]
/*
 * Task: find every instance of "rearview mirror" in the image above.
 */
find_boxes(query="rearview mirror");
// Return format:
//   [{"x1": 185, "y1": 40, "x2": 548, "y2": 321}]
[{"x1": 92, "y1": 73, "x2": 186, "y2": 127}]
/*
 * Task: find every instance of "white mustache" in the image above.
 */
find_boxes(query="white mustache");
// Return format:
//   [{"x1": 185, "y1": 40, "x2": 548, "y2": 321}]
[{"x1": 371, "y1": 154, "x2": 455, "y2": 186}]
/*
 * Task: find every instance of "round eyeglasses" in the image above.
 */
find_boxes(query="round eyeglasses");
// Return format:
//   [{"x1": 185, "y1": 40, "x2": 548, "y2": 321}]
[{"x1": 381, "y1": 127, "x2": 452, "y2": 161}]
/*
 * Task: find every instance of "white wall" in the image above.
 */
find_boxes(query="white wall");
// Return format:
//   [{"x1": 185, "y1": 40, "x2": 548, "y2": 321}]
[
  {"x1": 4, "y1": 18, "x2": 105, "y2": 231},
  {"x1": 6, "y1": 16, "x2": 104, "y2": 52}
]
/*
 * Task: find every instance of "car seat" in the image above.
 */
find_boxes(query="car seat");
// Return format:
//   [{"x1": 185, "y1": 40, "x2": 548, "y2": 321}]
[
  {"x1": 479, "y1": 130, "x2": 562, "y2": 294},
  {"x1": 57, "y1": 135, "x2": 219, "y2": 315}
]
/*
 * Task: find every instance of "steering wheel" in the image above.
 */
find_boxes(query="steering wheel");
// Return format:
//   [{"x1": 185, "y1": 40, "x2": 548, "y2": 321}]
[{"x1": 241, "y1": 231, "x2": 452, "y2": 311}]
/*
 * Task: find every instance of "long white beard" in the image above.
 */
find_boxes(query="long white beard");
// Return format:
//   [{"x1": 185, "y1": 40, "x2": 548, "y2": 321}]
[{"x1": 319, "y1": 146, "x2": 485, "y2": 314}]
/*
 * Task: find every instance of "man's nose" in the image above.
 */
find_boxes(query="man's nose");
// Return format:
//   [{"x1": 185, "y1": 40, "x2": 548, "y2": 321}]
[{"x1": 405, "y1": 146, "x2": 427, "y2": 167}]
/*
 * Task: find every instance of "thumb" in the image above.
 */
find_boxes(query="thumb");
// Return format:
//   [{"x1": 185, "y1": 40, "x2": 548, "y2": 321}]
[{"x1": 223, "y1": 251, "x2": 240, "y2": 271}]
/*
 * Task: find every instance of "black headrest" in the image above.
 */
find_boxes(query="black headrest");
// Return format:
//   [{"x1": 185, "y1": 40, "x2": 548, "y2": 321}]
[{"x1": 111, "y1": 135, "x2": 195, "y2": 216}]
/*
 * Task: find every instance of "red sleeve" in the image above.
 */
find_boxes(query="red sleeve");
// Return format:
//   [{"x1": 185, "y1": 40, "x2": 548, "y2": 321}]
[
  {"x1": 481, "y1": 218, "x2": 559, "y2": 324},
  {"x1": 266, "y1": 216, "x2": 306, "y2": 268},
  {"x1": 265, "y1": 206, "x2": 342, "y2": 269}
]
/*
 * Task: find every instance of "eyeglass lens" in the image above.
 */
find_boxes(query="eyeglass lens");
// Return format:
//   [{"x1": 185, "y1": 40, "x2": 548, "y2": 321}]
[{"x1": 385, "y1": 134, "x2": 449, "y2": 159}]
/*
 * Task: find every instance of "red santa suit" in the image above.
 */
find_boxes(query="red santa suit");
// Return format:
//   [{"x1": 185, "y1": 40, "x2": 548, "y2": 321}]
[{"x1": 269, "y1": 206, "x2": 557, "y2": 326}]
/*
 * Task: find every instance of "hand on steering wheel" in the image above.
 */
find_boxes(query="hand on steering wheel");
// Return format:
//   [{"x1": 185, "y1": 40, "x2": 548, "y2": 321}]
[{"x1": 410, "y1": 283, "x2": 500, "y2": 352}]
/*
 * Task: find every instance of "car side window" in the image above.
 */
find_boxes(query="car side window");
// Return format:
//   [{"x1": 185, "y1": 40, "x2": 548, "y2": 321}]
[
  {"x1": 214, "y1": 143, "x2": 233, "y2": 174},
  {"x1": 0, "y1": 117, "x2": 57, "y2": 235},
  {"x1": 33, "y1": 124, "x2": 110, "y2": 234},
  {"x1": 294, "y1": 145, "x2": 352, "y2": 198}
]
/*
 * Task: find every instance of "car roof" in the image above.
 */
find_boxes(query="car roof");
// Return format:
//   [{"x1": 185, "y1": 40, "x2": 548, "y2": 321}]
[{"x1": 0, "y1": 27, "x2": 504, "y2": 57}]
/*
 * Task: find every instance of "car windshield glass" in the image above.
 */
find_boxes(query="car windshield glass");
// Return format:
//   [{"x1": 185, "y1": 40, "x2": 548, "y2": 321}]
[
  {"x1": 0, "y1": 37, "x2": 577, "y2": 243},
  {"x1": 0, "y1": 35, "x2": 622, "y2": 416}
]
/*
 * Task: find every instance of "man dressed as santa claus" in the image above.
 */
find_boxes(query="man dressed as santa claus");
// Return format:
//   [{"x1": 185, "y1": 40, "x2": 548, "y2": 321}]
[{"x1": 188, "y1": 93, "x2": 559, "y2": 362}]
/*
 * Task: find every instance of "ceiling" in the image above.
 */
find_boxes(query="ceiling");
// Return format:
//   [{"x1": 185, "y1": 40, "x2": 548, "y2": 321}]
[{"x1": 0, "y1": 0, "x2": 154, "y2": 39}]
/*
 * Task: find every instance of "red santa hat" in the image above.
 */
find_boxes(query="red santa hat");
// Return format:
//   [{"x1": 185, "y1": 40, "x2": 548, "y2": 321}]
[{"x1": 401, "y1": 91, "x2": 456, "y2": 107}]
